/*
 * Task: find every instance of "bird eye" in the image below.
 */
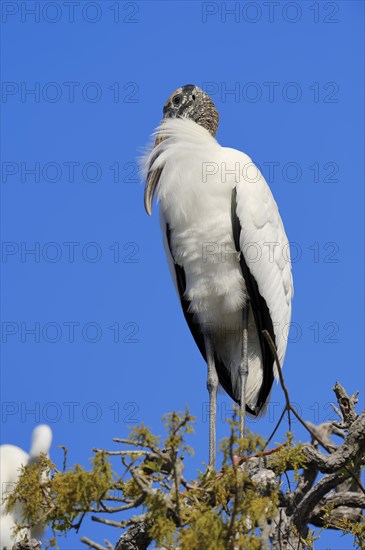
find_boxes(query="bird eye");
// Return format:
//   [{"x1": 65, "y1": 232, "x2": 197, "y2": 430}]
[
  {"x1": 192, "y1": 94, "x2": 196, "y2": 100},
  {"x1": 173, "y1": 94, "x2": 182, "y2": 106}
]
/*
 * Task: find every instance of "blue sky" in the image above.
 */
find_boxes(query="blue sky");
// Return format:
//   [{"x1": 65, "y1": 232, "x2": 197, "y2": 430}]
[{"x1": 1, "y1": 1, "x2": 364, "y2": 548}]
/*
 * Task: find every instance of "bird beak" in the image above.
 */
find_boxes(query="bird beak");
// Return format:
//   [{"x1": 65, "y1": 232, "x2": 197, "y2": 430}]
[
  {"x1": 144, "y1": 135, "x2": 165, "y2": 216},
  {"x1": 144, "y1": 167, "x2": 160, "y2": 216}
]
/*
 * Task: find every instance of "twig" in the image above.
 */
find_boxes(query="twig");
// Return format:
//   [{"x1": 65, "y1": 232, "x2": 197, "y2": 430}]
[
  {"x1": 262, "y1": 331, "x2": 360, "y2": 451},
  {"x1": 58, "y1": 445, "x2": 68, "y2": 472},
  {"x1": 232, "y1": 442, "x2": 288, "y2": 467},
  {"x1": 92, "y1": 449, "x2": 153, "y2": 457},
  {"x1": 113, "y1": 438, "x2": 160, "y2": 454},
  {"x1": 262, "y1": 330, "x2": 365, "y2": 498},
  {"x1": 91, "y1": 516, "x2": 126, "y2": 528},
  {"x1": 91, "y1": 496, "x2": 144, "y2": 514},
  {"x1": 263, "y1": 406, "x2": 287, "y2": 451},
  {"x1": 80, "y1": 536, "x2": 108, "y2": 550},
  {"x1": 263, "y1": 330, "x2": 331, "y2": 452}
]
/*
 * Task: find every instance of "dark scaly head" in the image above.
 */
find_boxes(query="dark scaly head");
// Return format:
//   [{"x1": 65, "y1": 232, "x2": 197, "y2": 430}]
[
  {"x1": 162, "y1": 85, "x2": 219, "y2": 137},
  {"x1": 144, "y1": 85, "x2": 219, "y2": 215}
]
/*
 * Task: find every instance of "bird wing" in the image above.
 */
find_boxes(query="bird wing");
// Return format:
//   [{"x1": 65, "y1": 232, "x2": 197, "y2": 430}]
[
  {"x1": 149, "y1": 123, "x2": 293, "y2": 416},
  {"x1": 231, "y1": 149, "x2": 293, "y2": 392},
  {"x1": 159, "y1": 210, "x2": 207, "y2": 362},
  {"x1": 160, "y1": 209, "x2": 261, "y2": 414}
]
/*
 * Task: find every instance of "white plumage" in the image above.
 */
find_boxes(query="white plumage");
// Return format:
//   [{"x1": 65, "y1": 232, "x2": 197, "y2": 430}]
[
  {"x1": 0, "y1": 425, "x2": 52, "y2": 549},
  {"x1": 143, "y1": 84, "x2": 293, "y2": 466},
  {"x1": 143, "y1": 117, "x2": 293, "y2": 411}
]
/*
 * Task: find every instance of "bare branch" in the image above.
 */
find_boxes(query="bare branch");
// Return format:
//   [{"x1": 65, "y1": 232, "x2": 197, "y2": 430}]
[
  {"x1": 305, "y1": 421, "x2": 344, "y2": 449},
  {"x1": 333, "y1": 382, "x2": 359, "y2": 427},
  {"x1": 302, "y1": 411, "x2": 365, "y2": 473},
  {"x1": 316, "y1": 491, "x2": 365, "y2": 509},
  {"x1": 309, "y1": 491, "x2": 364, "y2": 528},
  {"x1": 80, "y1": 536, "x2": 109, "y2": 550},
  {"x1": 296, "y1": 470, "x2": 354, "y2": 523}
]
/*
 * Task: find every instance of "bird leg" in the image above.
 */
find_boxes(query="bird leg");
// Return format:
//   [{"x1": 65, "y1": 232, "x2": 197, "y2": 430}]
[
  {"x1": 204, "y1": 335, "x2": 218, "y2": 469},
  {"x1": 239, "y1": 305, "x2": 249, "y2": 438}
]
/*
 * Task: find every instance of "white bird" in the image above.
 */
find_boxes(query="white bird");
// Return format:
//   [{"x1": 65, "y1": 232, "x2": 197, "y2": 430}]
[
  {"x1": 143, "y1": 85, "x2": 293, "y2": 468},
  {"x1": 0, "y1": 425, "x2": 53, "y2": 549}
]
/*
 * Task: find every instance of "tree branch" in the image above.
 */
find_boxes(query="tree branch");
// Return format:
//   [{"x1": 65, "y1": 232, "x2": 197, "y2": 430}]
[{"x1": 302, "y1": 411, "x2": 365, "y2": 472}]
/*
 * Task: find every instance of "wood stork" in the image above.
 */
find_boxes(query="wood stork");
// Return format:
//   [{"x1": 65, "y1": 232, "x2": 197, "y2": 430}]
[
  {"x1": 143, "y1": 85, "x2": 293, "y2": 468},
  {"x1": 0, "y1": 425, "x2": 52, "y2": 549}
]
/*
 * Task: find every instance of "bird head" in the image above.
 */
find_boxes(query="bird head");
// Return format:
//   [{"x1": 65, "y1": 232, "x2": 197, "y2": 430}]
[
  {"x1": 162, "y1": 85, "x2": 219, "y2": 137},
  {"x1": 144, "y1": 85, "x2": 219, "y2": 215}
]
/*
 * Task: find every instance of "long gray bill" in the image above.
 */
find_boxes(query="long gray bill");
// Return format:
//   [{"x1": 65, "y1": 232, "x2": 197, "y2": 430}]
[
  {"x1": 144, "y1": 167, "x2": 162, "y2": 216},
  {"x1": 144, "y1": 135, "x2": 165, "y2": 216}
]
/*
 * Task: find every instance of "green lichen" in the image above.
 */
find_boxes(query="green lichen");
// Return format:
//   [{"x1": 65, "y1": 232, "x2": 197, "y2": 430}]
[
  {"x1": 5, "y1": 412, "x2": 363, "y2": 550},
  {"x1": 271, "y1": 432, "x2": 307, "y2": 481}
]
